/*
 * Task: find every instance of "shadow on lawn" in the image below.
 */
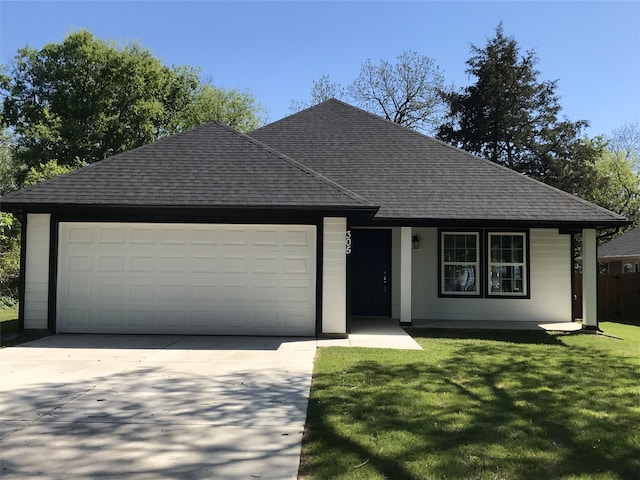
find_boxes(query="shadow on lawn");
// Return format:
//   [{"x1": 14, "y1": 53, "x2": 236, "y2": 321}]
[
  {"x1": 302, "y1": 335, "x2": 640, "y2": 479},
  {"x1": 405, "y1": 327, "x2": 568, "y2": 345}
]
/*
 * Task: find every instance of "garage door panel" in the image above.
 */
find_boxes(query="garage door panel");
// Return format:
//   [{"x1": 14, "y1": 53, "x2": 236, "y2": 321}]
[
  {"x1": 130, "y1": 256, "x2": 155, "y2": 272},
  {"x1": 67, "y1": 226, "x2": 94, "y2": 244},
  {"x1": 57, "y1": 223, "x2": 316, "y2": 335},
  {"x1": 222, "y1": 256, "x2": 249, "y2": 274},
  {"x1": 98, "y1": 227, "x2": 125, "y2": 244},
  {"x1": 284, "y1": 257, "x2": 311, "y2": 274}
]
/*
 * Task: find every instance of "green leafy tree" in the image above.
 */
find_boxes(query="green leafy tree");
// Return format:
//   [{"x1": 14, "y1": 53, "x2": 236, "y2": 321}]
[
  {"x1": 180, "y1": 84, "x2": 266, "y2": 132},
  {"x1": 0, "y1": 127, "x2": 17, "y2": 195},
  {"x1": 437, "y1": 24, "x2": 594, "y2": 187},
  {"x1": 587, "y1": 149, "x2": 640, "y2": 237},
  {"x1": 0, "y1": 30, "x2": 265, "y2": 177},
  {"x1": 22, "y1": 159, "x2": 80, "y2": 187},
  {"x1": 0, "y1": 128, "x2": 19, "y2": 300}
]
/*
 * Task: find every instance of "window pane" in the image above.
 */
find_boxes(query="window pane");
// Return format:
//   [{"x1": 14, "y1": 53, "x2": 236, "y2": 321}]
[
  {"x1": 513, "y1": 236, "x2": 523, "y2": 249},
  {"x1": 490, "y1": 265, "x2": 524, "y2": 293},
  {"x1": 466, "y1": 235, "x2": 476, "y2": 250},
  {"x1": 513, "y1": 248, "x2": 523, "y2": 263},
  {"x1": 444, "y1": 235, "x2": 454, "y2": 249},
  {"x1": 444, "y1": 264, "x2": 477, "y2": 292},
  {"x1": 466, "y1": 246, "x2": 476, "y2": 262}
]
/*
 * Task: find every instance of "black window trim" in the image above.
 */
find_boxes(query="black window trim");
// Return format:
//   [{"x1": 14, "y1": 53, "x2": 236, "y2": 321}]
[{"x1": 437, "y1": 228, "x2": 531, "y2": 299}]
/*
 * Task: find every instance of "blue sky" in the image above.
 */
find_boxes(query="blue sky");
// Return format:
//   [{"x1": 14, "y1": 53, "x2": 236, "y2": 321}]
[{"x1": 1, "y1": 1, "x2": 638, "y2": 137}]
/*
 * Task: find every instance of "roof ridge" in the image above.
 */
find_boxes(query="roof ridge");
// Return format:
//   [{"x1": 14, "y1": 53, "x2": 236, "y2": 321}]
[{"x1": 217, "y1": 121, "x2": 374, "y2": 207}]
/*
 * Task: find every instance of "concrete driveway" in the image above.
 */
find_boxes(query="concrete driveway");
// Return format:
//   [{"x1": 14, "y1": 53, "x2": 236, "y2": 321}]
[{"x1": 0, "y1": 335, "x2": 317, "y2": 479}]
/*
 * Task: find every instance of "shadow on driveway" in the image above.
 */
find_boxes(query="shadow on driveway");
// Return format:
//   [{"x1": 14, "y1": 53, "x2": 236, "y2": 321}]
[{"x1": 0, "y1": 335, "x2": 316, "y2": 479}]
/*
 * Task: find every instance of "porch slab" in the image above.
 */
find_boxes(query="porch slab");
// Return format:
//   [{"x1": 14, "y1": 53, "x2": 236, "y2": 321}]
[
  {"x1": 411, "y1": 319, "x2": 583, "y2": 332},
  {"x1": 318, "y1": 318, "x2": 422, "y2": 350}
]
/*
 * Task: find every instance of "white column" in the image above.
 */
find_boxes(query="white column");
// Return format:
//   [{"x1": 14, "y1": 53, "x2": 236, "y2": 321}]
[
  {"x1": 322, "y1": 217, "x2": 347, "y2": 336},
  {"x1": 582, "y1": 228, "x2": 598, "y2": 329},
  {"x1": 400, "y1": 226, "x2": 412, "y2": 325},
  {"x1": 24, "y1": 214, "x2": 51, "y2": 329}
]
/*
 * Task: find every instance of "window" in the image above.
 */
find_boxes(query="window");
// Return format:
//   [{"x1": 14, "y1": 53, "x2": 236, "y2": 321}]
[
  {"x1": 488, "y1": 232, "x2": 527, "y2": 296},
  {"x1": 438, "y1": 229, "x2": 530, "y2": 298},
  {"x1": 441, "y1": 232, "x2": 480, "y2": 295}
]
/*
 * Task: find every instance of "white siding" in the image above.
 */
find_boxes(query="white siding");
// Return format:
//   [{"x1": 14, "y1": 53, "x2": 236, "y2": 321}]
[
  {"x1": 24, "y1": 214, "x2": 50, "y2": 329},
  {"x1": 322, "y1": 217, "x2": 347, "y2": 334},
  {"x1": 400, "y1": 227, "x2": 412, "y2": 323},
  {"x1": 411, "y1": 227, "x2": 572, "y2": 322},
  {"x1": 582, "y1": 228, "x2": 598, "y2": 327}
]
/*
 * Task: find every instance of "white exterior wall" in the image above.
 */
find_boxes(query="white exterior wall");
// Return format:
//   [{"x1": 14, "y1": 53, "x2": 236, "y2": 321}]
[
  {"x1": 406, "y1": 227, "x2": 572, "y2": 322},
  {"x1": 582, "y1": 228, "x2": 598, "y2": 328},
  {"x1": 24, "y1": 214, "x2": 51, "y2": 329},
  {"x1": 322, "y1": 217, "x2": 347, "y2": 334},
  {"x1": 400, "y1": 227, "x2": 412, "y2": 323}
]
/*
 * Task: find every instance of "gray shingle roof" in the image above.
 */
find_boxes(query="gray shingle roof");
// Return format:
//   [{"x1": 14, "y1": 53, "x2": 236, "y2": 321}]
[
  {"x1": 0, "y1": 120, "x2": 371, "y2": 210},
  {"x1": 251, "y1": 99, "x2": 627, "y2": 225},
  {"x1": 598, "y1": 228, "x2": 640, "y2": 258}
]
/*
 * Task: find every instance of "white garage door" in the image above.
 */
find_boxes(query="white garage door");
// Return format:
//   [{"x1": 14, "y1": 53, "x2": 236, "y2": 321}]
[{"x1": 57, "y1": 222, "x2": 316, "y2": 335}]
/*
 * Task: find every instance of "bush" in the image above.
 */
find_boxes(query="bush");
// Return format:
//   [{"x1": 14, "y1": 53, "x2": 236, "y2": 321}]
[{"x1": 0, "y1": 295, "x2": 17, "y2": 309}]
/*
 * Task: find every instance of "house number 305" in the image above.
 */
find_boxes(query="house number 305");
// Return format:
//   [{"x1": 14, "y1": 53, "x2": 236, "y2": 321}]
[{"x1": 345, "y1": 230, "x2": 352, "y2": 255}]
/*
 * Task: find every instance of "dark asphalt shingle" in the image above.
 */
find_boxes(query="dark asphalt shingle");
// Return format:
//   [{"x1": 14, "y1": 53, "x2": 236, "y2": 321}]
[
  {"x1": 598, "y1": 228, "x2": 640, "y2": 258},
  {"x1": 0, "y1": 120, "x2": 370, "y2": 209},
  {"x1": 251, "y1": 100, "x2": 627, "y2": 224},
  {"x1": 0, "y1": 100, "x2": 629, "y2": 227}
]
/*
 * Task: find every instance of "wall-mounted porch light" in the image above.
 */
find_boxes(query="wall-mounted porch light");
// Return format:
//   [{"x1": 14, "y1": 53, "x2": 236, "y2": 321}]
[{"x1": 412, "y1": 234, "x2": 420, "y2": 249}]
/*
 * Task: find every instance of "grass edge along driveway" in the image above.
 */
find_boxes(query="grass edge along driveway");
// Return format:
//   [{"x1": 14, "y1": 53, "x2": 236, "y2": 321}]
[{"x1": 300, "y1": 322, "x2": 640, "y2": 480}]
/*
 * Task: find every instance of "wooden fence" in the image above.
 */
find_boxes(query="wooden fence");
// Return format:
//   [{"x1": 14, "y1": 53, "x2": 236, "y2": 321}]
[{"x1": 574, "y1": 272, "x2": 640, "y2": 323}]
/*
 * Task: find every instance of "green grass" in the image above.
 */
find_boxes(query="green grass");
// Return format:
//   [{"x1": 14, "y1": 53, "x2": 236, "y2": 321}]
[
  {"x1": 300, "y1": 322, "x2": 640, "y2": 480},
  {"x1": 0, "y1": 304, "x2": 19, "y2": 336}
]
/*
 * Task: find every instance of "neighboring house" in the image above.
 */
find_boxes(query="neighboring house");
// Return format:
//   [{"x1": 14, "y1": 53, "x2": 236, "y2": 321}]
[
  {"x1": 598, "y1": 228, "x2": 640, "y2": 273},
  {"x1": 0, "y1": 100, "x2": 628, "y2": 336}
]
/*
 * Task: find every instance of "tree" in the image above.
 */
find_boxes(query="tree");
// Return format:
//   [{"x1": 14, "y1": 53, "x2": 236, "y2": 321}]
[
  {"x1": 349, "y1": 50, "x2": 447, "y2": 133},
  {"x1": 0, "y1": 30, "x2": 265, "y2": 177},
  {"x1": 180, "y1": 84, "x2": 266, "y2": 132},
  {"x1": 588, "y1": 150, "x2": 640, "y2": 228},
  {"x1": 437, "y1": 24, "x2": 593, "y2": 187},
  {"x1": 609, "y1": 121, "x2": 640, "y2": 173},
  {"x1": 290, "y1": 52, "x2": 448, "y2": 133},
  {"x1": 289, "y1": 75, "x2": 346, "y2": 113},
  {"x1": 22, "y1": 159, "x2": 80, "y2": 187},
  {"x1": 0, "y1": 128, "x2": 19, "y2": 301},
  {"x1": 0, "y1": 127, "x2": 17, "y2": 195}
]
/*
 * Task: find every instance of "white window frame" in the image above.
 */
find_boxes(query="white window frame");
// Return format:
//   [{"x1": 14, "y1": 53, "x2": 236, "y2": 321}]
[
  {"x1": 440, "y1": 231, "x2": 480, "y2": 296},
  {"x1": 487, "y1": 232, "x2": 527, "y2": 297}
]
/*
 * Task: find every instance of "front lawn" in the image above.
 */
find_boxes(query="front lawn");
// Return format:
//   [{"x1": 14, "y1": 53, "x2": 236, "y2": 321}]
[
  {"x1": 0, "y1": 305, "x2": 19, "y2": 337},
  {"x1": 300, "y1": 323, "x2": 640, "y2": 479}
]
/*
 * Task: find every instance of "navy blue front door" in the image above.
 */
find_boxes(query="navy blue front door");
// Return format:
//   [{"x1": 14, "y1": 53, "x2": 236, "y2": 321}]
[{"x1": 351, "y1": 229, "x2": 391, "y2": 317}]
